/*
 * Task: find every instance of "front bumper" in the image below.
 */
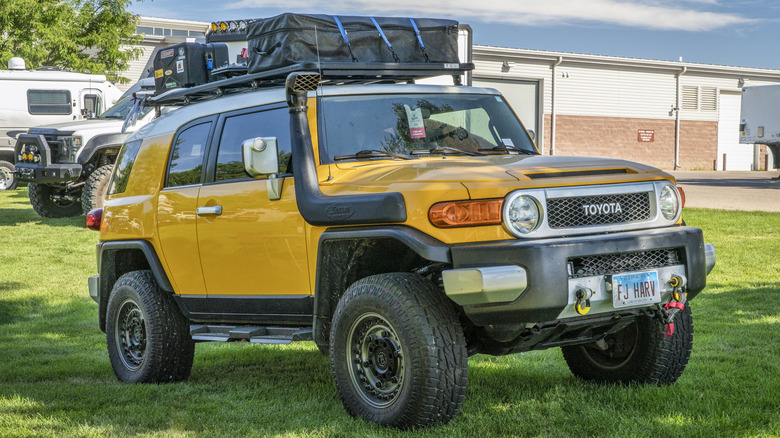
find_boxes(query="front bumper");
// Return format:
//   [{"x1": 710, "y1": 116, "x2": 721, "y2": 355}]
[
  {"x1": 443, "y1": 226, "x2": 712, "y2": 326},
  {"x1": 14, "y1": 134, "x2": 81, "y2": 183}
]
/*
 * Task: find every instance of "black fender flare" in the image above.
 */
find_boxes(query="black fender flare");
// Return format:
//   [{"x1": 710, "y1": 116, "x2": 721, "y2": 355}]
[
  {"x1": 78, "y1": 133, "x2": 129, "y2": 165},
  {"x1": 311, "y1": 225, "x2": 451, "y2": 348},
  {"x1": 96, "y1": 240, "x2": 173, "y2": 331}
]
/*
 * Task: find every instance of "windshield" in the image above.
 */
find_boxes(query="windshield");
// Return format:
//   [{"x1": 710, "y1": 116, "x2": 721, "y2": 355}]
[
  {"x1": 318, "y1": 93, "x2": 537, "y2": 162},
  {"x1": 99, "y1": 96, "x2": 153, "y2": 120}
]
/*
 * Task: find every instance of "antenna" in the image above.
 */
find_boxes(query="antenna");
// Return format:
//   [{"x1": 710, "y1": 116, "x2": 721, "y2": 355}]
[{"x1": 314, "y1": 24, "x2": 334, "y2": 181}]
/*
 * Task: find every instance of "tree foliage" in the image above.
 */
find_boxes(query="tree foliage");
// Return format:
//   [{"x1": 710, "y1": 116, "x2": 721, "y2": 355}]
[{"x1": 0, "y1": 0, "x2": 142, "y2": 84}]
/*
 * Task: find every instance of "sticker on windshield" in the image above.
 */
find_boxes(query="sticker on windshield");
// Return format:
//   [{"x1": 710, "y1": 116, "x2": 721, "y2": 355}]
[
  {"x1": 404, "y1": 105, "x2": 426, "y2": 139},
  {"x1": 503, "y1": 138, "x2": 515, "y2": 147}
]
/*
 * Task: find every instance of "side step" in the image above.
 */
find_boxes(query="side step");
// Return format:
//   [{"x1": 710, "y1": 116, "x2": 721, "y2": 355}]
[{"x1": 190, "y1": 324, "x2": 313, "y2": 344}]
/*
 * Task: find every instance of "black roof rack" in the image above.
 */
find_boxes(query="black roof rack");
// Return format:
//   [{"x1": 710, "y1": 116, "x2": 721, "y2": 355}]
[{"x1": 148, "y1": 61, "x2": 474, "y2": 106}]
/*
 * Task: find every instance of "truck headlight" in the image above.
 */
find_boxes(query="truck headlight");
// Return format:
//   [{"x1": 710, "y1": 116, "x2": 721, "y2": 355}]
[
  {"x1": 61, "y1": 136, "x2": 82, "y2": 163},
  {"x1": 503, "y1": 192, "x2": 542, "y2": 236},
  {"x1": 659, "y1": 184, "x2": 681, "y2": 221}
]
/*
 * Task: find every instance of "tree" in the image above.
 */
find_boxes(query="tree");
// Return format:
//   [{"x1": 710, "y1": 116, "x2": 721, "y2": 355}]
[{"x1": 0, "y1": 0, "x2": 142, "y2": 84}]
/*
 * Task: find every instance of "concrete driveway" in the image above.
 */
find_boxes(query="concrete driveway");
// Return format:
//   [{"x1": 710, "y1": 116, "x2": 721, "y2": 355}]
[{"x1": 670, "y1": 171, "x2": 780, "y2": 212}]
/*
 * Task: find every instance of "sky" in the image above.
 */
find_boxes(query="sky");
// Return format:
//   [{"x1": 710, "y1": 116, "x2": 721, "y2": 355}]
[{"x1": 129, "y1": 0, "x2": 780, "y2": 70}]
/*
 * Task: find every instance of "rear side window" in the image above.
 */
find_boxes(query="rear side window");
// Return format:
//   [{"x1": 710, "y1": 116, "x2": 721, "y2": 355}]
[
  {"x1": 108, "y1": 140, "x2": 142, "y2": 195},
  {"x1": 28, "y1": 90, "x2": 72, "y2": 115},
  {"x1": 166, "y1": 121, "x2": 212, "y2": 187},
  {"x1": 214, "y1": 107, "x2": 292, "y2": 182}
]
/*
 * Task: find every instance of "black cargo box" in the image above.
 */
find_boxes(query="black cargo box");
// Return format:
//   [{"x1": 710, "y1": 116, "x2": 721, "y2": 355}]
[
  {"x1": 153, "y1": 43, "x2": 229, "y2": 92},
  {"x1": 247, "y1": 14, "x2": 459, "y2": 74}
]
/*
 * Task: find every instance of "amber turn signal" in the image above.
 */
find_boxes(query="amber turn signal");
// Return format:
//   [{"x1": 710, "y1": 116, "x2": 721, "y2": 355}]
[
  {"x1": 86, "y1": 208, "x2": 103, "y2": 231},
  {"x1": 429, "y1": 199, "x2": 503, "y2": 228},
  {"x1": 677, "y1": 186, "x2": 686, "y2": 208}
]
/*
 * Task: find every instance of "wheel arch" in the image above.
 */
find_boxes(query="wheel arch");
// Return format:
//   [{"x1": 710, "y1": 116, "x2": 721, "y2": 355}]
[
  {"x1": 312, "y1": 226, "x2": 451, "y2": 349},
  {"x1": 78, "y1": 133, "x2": 127, "y2": 166},
  {"x1": 97, "y1": 240, "x2": 173, "y2": 332}
]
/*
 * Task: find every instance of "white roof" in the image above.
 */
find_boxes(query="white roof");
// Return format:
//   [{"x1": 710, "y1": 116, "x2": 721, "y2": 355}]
[
  {"x1": 474, "y1": 45, "x2": 780, "y2": 79},
  {"x1": 0, "y1": 69, "x2": 109, "y2": 83}
]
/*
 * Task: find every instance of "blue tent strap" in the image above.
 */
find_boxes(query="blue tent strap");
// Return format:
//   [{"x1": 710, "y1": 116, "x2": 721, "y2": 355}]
[
  {"x1": 370, "y1": 17, "x2": 401, "y2": 63},
  {"x1": 333, "y1": 16, "x2": 358, "y2": 62},
  {"x1": 409, "y1": 18, "x2": 430, "y2": 62}
]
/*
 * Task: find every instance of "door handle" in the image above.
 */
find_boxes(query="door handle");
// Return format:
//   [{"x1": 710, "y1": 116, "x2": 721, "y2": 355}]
[{"x1": 196, "y1": 205, "x2": 222, "y2": 216}]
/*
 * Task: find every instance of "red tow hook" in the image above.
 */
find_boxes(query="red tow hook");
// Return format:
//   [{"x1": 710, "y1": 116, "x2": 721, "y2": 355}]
[
  {"x1": 663, "y1": 302, "x2": 686, "y2": 337},
  {"x1": 663, "y1": 275, "x2": 687, "y2": 337}
]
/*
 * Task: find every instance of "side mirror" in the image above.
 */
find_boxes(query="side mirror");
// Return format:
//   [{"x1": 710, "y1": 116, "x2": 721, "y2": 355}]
[
  {"x1": 242, "y1": 137, "x2": 282, "y2": 201},
  {"x1": 242, "y1": 137, "x2": 279, "y2": 176},
  {"x1": 527, "y1": 130, "x2": 536, "y2": 141}
]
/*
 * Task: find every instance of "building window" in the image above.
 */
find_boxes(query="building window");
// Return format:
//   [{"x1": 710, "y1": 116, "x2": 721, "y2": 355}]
[
  {"x1": 135, "y1": 26, "x2": 153, "y2": 35},
  {"x1": 27, "y1": 90, "x2": 72, "y2": 115}
]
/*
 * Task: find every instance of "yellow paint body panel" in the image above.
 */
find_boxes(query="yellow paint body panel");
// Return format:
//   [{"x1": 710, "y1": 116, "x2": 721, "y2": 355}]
[{"x1": 196, "y1": 178, "x2": 309, "y2": 296}]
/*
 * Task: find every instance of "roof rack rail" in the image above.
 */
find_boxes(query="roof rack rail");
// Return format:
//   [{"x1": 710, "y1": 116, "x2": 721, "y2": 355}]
[{"x1": 148, "y1": 61, "x2": 474, "y2": 106}]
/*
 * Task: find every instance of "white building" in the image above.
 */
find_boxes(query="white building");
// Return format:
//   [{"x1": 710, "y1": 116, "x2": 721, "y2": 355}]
[{"x1": 127, "y1": 17, "x2": 780, "y2": 171}]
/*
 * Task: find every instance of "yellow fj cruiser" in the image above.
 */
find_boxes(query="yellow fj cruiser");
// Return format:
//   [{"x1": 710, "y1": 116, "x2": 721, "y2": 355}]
[{"x1": 87, "y1": 15, "x2": 715, "y2": 429}]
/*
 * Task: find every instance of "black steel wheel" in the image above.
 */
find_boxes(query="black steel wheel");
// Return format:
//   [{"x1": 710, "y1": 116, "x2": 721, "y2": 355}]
[
  {"x1": 106, "y1": 270, "x2": 194, "y2": 383},
  {"x1": 346, "y1": 312, "x2": 405, "y2": 408},
  {"x1": 114, "y1": 299, "x2": 147, "y2": 372},
  {"x1": 28, "y1": 183, "x2": 82, "y2": 218},
  {"x1": 330, "y1": 273, "x2": 468, "y2": 428},
  {"x1": 562, "y1": 303, "x2": 693, "y2": 385}
]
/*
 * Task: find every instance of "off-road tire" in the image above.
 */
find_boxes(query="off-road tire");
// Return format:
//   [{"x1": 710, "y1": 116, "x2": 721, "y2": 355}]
[
  {"x1": 0, "y1": 160, "x2": 18, "y2": 191},
  {"x1": 330, "y1": 273, "x2": 468, "y2": 428},
  {"x1": 81, "y1": 164, "x2": 113, "y2": 213},
  {"x1": 106, "y1": 270, "x2": 195, "y2": 383},
  {"x1": 561, "y1": 303, "x2": 693, "y2": 385},
  {"x1": 28, "y1": 182, "x2": 83, "y2": 218}
]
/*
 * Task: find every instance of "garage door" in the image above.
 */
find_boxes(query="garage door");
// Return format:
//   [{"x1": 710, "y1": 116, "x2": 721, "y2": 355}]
[
  {"x1": 473, "y1": 79, "x2": 539, "y2": 147},
  {"x1": 718, "y1": 91, "x2": 753, "y2": 171}
]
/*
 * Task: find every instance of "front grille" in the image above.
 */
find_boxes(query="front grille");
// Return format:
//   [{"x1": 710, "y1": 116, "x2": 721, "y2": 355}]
[
  {"x1": 568, "y1": 248, "x2": 683, "y2": 278},
  {"x1": 547, "y1": 192, "x2": 650, "y2": 228},
  {"x1": 526, "y1": 169, "x2": 627, "y2": 179}
]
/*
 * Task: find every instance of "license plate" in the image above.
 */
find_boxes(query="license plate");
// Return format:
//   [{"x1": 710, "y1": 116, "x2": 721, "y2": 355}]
[{"x1": 612, "y1": 271, "x2": 660, "y2": 308}]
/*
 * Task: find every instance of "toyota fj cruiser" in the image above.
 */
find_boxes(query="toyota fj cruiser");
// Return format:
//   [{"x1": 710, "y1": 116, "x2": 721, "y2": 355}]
[{"x1": 86, "y1": 17, "x2": 715, "y2": 429}]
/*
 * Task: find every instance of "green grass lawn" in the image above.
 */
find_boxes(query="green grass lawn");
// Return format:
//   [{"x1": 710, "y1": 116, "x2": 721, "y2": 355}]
[{"x1": 1, "y1": 187, "x2": 779, "y2": 437}]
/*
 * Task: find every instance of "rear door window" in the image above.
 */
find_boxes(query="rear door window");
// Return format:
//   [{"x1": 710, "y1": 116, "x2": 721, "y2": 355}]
[
  {"x1": 166, "y1": 120, "x2": 213, "y2": 187},
  {"x1": 212, "y1": 106, "x2": 292, "y2": 182}
]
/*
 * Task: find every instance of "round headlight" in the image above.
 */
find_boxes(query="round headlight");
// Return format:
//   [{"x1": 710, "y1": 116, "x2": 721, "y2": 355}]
[
  {"x1": 659, "y1": 184, "x2": 680, "y2": 221},
  {"x1": 503, "y1": 193, "x2": 541, "y2": 236}
]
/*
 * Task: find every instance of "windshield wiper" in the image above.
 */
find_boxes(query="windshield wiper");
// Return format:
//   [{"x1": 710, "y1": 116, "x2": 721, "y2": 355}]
[
  {"x1": 411, "y1": 146, "x2": 485, "y2": 156},
  {"x1": 479, "y1": 145, "x2": 538, "y2": 155},
  {"x1": 334, "y1": 149, "x2": 415, "y2": 161}
]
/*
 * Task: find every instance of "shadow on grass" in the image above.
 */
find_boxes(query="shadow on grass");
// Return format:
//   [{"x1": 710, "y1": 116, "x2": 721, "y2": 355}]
[
  {"x1": 0, "y1": 208, "x2": 84, "y2": 227},
  {"x1": 0, "y1": 188, "x2": 84, "y2": 228}
]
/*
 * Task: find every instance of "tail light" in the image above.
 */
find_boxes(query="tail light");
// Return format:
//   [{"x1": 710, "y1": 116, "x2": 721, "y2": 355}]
[{"x1": 86, "y1": 208, "x2": 102, "y2": 231}]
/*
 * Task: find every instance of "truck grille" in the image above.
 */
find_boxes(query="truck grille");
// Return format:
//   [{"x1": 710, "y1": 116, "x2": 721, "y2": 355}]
[
  {"x1": 568, "y1": 248, "x2": 683, "y2": 278},
  {"x1": 547, "y1": 192, "x2": 651, "y2": 228}
]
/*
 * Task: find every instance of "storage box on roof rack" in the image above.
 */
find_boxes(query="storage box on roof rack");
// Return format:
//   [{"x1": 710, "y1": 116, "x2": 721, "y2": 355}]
[
  {"x1": 246, "y1": 14, "x2": 459, "y2": 74},
  {"x1": 153, "y1": 42, "x2": 229, "y2": 92}
]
